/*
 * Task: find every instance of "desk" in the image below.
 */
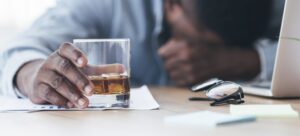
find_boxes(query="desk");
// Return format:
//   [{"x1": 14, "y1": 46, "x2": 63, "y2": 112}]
[{"x1": 0, "y1": 87, "x2": 299, "y2": 136}]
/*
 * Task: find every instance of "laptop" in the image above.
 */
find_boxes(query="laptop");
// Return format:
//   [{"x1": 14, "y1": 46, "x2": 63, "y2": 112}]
[{"x1": 243, "y1": 0, "x2": 300, "y2": 98}]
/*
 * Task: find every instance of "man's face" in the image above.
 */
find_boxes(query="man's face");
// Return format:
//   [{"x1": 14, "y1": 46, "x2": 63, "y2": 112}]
[{"x1": 164, "y1": 0, "x2": 223, "y2": 46}]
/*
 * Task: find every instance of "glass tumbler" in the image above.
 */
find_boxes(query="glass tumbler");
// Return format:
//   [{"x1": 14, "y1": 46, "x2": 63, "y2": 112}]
[{"x1": 73, "y1": 39, "x2": 130, "y2": 108}]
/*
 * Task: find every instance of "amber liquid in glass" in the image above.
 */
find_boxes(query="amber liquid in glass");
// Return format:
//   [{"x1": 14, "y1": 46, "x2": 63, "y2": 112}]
[{"x1": 88, "y1": 74, "x2": 130, "y2": 108}]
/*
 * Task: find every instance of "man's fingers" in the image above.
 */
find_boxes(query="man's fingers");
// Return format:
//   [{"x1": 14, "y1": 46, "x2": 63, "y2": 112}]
[
  {"x1": 168, "y1": 63, "x2": 196, "y2": 86},
  {"x1": 56, "y1": 81, "x2": 88, "y2": 109},
  {"x1": 164, "y1": 56, "x2": 180, "y2": 71},
  {"x1": 43, "y1": 73, "x2": 89, "y2": 109},
  {"x1": 37, "y1": 83, "x2": 72, "y2": 108},
  {"x1": 158, "y1": 40, "x2": 176, "y2": 59},
  {"x1": 164, "y1": 54, "x2": 192, "y2": 72},
  {"x1": 49, "y1": 54, "x2": 94, "y2": 95},
  {"x1": 58, "y1": 42, "x2": 88, "y2": 67},
  {"x1": 170, "y1": 71, "x2": 190, "y2": 86},
  {"x1": 83, "y1": 64, "x2": 125, "y2": 75},
  {"x1": 158, "y1": 39, "x2": 187, "y2": 59}
]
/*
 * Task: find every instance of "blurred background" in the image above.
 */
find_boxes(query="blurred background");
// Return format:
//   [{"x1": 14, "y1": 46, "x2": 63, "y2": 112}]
[
  {"x1": 0, "y1": 0, "x2": 56, "y2": 49},
  {"x1": 0, "y1": 0, "x2": 285, "y2": 87},
  {"x1": 0, "y1": 0, "x2": 55, "y2": 89}
]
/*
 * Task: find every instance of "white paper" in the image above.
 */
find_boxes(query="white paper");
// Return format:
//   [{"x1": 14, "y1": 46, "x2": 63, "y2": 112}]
[
  {"x1": 0, "y1": 85, "x2": 159, "y2": 112},
  {"x1": 230, "y1": 104, "x2": 299, "y2": 118},
  {"x1": 164, "y1": 111, "x2": 256, "y2": 127}
]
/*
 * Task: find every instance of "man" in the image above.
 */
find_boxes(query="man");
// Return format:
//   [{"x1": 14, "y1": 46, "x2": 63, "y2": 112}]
[{"x1": 0, "y1": 0, "x2": 279, "y2": 108}]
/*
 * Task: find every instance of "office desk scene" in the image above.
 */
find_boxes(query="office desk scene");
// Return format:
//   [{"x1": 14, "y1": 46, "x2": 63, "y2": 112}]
[
  {"x1": 0, "y1": 0, "x2": 299, "y2": 136},
  {"x1": 0, "y1": 87, "x2": 299, "y2": 136}
]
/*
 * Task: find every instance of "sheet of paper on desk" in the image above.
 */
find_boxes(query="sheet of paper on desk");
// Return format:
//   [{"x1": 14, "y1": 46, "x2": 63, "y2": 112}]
[
  {"x1": 230, "y1": 104, "x2": 299, "y2": 118},
  {"x1": 0, "y1": 85, "x2": 159, "y2": 112},
  {"x1": 164, "y1": 111, "x2": 256, "y2": 127}
]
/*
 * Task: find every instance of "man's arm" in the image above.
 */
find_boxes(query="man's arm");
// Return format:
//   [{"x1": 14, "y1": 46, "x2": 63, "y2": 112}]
[
  {"x1": 158, "y1": 38, "x2": 262, "y2": 86},
  {"x1": 0, "y1": 0, "x2": 113, "y2": 98}
]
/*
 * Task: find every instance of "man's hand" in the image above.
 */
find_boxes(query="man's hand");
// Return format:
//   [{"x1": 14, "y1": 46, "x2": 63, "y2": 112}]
[
  {"x1": 15, "y1": 43, "x2": 123, "y2": 109},
  {"x1": 158, "y1": 38, "x2": 260, "y2": 86}
]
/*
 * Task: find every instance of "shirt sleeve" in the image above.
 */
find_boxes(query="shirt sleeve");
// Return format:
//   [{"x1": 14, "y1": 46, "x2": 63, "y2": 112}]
[
  {"x1": 1, "y1": 50, "x2": 47, "y2": 98},
  {"x1": 0, "y1": 0, "x2": 113, "y2": 98},
  {"x1": 252, "y1": 39, "x2": 278, "y2": 83}
]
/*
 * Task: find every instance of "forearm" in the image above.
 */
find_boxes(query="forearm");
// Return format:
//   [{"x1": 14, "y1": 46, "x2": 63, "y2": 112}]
[
  {"x1": 234, "y1": 48, "x2": 261, "y2": 80},
  {"x1": 218, "y1": 48, "x2": 260, "y2": 81},
  {"x1": 15, "y1": 59, "x2": 45, "y2": 97}
]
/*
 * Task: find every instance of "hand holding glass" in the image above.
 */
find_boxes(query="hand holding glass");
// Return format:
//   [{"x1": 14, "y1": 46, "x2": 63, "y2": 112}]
[{"x1": 73, "y1": 39, "x2": 130, "y2": 108}]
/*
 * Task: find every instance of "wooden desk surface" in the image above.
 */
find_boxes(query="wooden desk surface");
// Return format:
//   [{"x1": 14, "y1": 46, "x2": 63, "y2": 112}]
[{"x1": 0, "y1": 87, "x2": 299, "y2": 136}]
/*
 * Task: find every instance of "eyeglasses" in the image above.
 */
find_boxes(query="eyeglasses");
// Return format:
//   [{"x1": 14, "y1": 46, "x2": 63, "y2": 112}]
[{"x1": 189, "y1": 78, "x2": 245, "y2": 106}]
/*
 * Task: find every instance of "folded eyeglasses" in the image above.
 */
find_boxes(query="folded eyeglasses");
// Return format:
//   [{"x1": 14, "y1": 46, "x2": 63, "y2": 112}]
[{"x1": 189, "y1": 78, "x2": 245, "y2": 106}]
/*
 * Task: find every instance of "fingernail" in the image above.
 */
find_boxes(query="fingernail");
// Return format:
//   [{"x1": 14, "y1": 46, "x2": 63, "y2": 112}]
[
  {"x1": 84, "y1": 85, "x2": 93, "y2": 95},
  {"x1": 78, "y1": 98, "x2": 86, "y2": 107},
  {"x1": 77, "y1": 58, "x2": 84, "y2": 66}
]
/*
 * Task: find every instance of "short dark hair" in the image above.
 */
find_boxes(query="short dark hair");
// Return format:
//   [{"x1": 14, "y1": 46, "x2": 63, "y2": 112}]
[{"x1": 192, "y1": 0, "x2": 273, "y2": 48}]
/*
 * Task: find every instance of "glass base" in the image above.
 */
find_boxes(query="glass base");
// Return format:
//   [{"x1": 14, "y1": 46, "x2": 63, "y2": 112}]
[{"x1": 88, "y1": 93, "x2": 130, "y2": 108}]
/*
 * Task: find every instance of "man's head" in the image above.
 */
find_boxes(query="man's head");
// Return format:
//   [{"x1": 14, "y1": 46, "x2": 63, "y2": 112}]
[{"x1": 164, "y1": 0, "x2": 272, "y2": 48}]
